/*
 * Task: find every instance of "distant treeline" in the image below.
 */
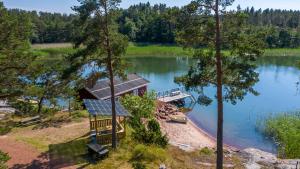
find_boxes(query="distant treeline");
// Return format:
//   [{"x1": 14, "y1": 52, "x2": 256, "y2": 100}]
[{"x1": 7, "y1": 3, "x2": 300, "y2": 48}]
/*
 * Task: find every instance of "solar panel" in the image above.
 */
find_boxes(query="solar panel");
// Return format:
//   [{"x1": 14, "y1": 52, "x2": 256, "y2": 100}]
[
  {"x1": 83, "y1": 99, "x2": 130, "y2": 117},
  {"x1": 86, "y1": 74, "x2": 149, "y2": 100}
]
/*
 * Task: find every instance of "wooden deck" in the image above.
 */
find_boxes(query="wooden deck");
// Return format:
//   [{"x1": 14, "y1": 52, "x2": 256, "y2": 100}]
[
  {"x1": 90, "y1": 118, "x2": 126, "y2": 145},
  {"x1": 156, "y1": 88, "x2": 196, "y2": 103}
]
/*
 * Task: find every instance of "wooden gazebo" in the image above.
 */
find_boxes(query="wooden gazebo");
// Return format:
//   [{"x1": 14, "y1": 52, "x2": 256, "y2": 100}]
[{"x1": 83, "y1": 99, "x2": 130, "y2": 145}]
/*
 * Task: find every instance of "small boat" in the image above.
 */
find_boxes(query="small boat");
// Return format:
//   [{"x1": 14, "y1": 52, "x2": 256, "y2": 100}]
[{"x1": 169, "y1": 115, "x2": 187, "y2": 124}]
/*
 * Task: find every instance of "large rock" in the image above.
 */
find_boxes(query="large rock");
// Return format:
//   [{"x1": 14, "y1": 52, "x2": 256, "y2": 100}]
[{"x1": 239, "y1": 148, "x2": 300, "y2": 169}]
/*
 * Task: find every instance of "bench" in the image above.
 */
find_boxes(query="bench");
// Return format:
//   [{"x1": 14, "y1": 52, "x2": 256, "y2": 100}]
[
  {"x1": 87, "y1": 143, "x2": 109, "y2": 159},
  {"x1": 20, "y1": 115, "x2": 41, "y2": 126}
]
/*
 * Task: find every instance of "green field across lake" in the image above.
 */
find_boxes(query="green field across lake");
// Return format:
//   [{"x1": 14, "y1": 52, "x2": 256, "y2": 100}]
[{"x1": 32, "y1": 43, "x2": 300, "y2": 57}]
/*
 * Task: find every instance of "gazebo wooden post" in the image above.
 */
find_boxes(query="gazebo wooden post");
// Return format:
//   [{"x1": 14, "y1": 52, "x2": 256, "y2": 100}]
[
  {"x1": 94, "y1": 115, "x2": 98, "y2": 143},
  {"x1": 124, "y1": 117, "x2": 126, "y2": 135},
  {"x1": 89, "y1": 114, "x2": 92, "y2": 131}
]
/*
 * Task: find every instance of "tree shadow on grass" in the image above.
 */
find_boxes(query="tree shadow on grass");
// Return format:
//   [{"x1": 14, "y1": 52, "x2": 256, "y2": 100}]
[
  {"x1": 11, "y1": 152, "x2": 49, "y2": 169},
  {"x1": 11, "y1": 135, "x2": 93, "y2": 169},
  {"x1": 32, "y1": 117, "x2": 72, "y2": 130}
]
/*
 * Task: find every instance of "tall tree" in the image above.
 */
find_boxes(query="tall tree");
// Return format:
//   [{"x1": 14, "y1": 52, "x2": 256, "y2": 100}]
[
  {"x1": 0, "y1": 2, "x2": 34, "y2": 100},
  {"x1": 72, "y1": 0, "x2": 128, "y2": 148},
  {"x1": 24, "y1": 54, "x2": 74, "y2": 116},
  {"x1": 175, "y1": 1, "x2": 265, "y2": 168}
]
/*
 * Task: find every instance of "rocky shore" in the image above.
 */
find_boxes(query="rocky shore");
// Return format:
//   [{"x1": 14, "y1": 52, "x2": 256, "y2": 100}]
[{"x1": 156, "y1": 101, "x2": 300, "y2": 169}]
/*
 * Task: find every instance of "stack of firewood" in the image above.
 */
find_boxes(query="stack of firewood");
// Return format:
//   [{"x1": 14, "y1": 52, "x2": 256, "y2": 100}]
[{"x1": 155, "y1": 101, "x2": 181, "y2": 121}]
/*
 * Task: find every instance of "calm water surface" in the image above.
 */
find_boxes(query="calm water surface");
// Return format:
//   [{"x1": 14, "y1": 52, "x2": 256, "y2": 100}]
[{"x1": 127, "y1": 56, "x2": 300, "y2": 153}]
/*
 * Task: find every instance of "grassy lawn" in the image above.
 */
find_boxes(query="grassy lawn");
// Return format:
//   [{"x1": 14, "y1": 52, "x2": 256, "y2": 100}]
[
  {"x1": 5, "y1": 116, "x2": 244, "y2": 168},
  {"x1": 32, "y1": 43, "x2": 300, "y2": 57}
]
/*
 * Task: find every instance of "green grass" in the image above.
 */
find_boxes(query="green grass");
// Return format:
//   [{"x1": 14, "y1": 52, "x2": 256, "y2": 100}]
[
  {"x1": 32, "y1": 43, "x2": 193, "y2": 58},
  {"x1": 126, "y1": 43, "x2": 192, "y2": 57},
  {"x1": 16, "y1": 136, "x2": 49, "y2": 152},
  {"x1": 264, "y1": 48, "x2": 300, "y2": 57},
  {"x1": 32, "y1": 43, "x2": 300, "y2": 58},
  {"x1": 259, "y1": 112, "x2": 300, "y2": 159},
  {"x1": 49, "y1": 137, "x2": 89, "y2": 165}
]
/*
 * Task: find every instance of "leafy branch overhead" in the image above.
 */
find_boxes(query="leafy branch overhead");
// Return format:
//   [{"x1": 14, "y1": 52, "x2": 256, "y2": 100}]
[
  {"x1": 175, "y1": 4, "x2": 265, "y2": 105},
  {"x1": 70, "y1": 0, "x2": 128, "y2": 84}
]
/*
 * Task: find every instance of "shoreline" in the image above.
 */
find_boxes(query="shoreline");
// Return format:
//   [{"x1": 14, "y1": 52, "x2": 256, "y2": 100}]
[
  {"x1": 187, "y1": 117, "x2": 240, "y2": 152},
  {"x1": 156, "y1": 101, "x2": 239, "y2": 152},
  {"x1": 158, "y1": 115, "x2": 217, "y2": 151}
]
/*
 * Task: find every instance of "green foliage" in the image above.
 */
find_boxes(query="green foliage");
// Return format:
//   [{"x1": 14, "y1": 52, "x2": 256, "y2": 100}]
[
  {"x1": 199, "y1": 147, "x2": 214, "y2": 156},
  {"x1": 131, "y1": 144, "x2": 167, "y2": 162},
  {"x1": 71, "y1": 110, "x2": 88, "y2": 120},
  {"x1": 11, "y1": 100, "x2": 35, "y2": 116},
  {"x1": 260, "y1": 113, "x2": 300, "y2": 159},
  {"x1": 0, "y1": 122, "x2": 12, "y2": 136},
  {"x1": 0, "y1": 150, "x2": 10, "y2": 169},
  {"x1": 175, "y1": 4, "x2": 265, "y2": 105},
  {"x1": 132, "y1": 162, "x2": 146, "y2": 169},
  {"x1": 0, "y1": 119, "x2": 16, "y2": 135},
  {"x1": 70, "y1": 0, "x2": 128, "y2": 81},
  {"x1": 3, "y1": 2, "x2": 300, "y2": 48},
  {"x1": 121, "y1": 93, "x2": 168, "y2": 147},
  {"x1": 0, "y1": 2, "x2": 34, "y2": 100},
  {"x1": 132, "y1": 119, "x2": 168, "y2": 148},
  {"x1": 121, "y1": 92, "x2": 156, "y2": 119}
]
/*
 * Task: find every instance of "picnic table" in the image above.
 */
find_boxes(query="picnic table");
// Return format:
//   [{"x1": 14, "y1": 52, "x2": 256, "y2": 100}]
[{"x1": 87, "y1": 143, "x2": 109, "y2": 159}]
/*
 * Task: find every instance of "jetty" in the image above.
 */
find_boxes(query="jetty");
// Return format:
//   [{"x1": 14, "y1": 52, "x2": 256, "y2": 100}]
[{"x1": 156, "y1": 88, "x2": 196, "y2": 103}]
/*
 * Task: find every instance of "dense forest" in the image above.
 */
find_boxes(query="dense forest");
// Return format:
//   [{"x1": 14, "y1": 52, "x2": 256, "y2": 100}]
[{"x1": 7, "y1": 2, "x2": 300, "y2": 48}]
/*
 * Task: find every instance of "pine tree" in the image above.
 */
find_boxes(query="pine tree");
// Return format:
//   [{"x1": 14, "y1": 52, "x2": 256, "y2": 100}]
[
  {"x1": 72, "y1": 0, "x2": 128, "y2": 149},
  {"x1": 175, "y1": 1, "x2": 265, "y2": 168}
]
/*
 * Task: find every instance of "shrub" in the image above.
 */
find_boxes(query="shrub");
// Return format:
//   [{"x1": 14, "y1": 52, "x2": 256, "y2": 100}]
[
  {"x1": 71, "y1": 110, "x2": 88, "y2": 119},
  {"x1": 121, "y1": 93, "x2": 168, "y2": 147},
  {"x1": 132, "y1": 162, "x2": 146, "y2": 169},
  {"x1": 121, "y1": 92, "x2": 156, "y2": 121},
  {"x1": 199, "y1": 147, "x2": 214, "y2": 156},
  {"x1": 0, "y1": 150, "x2": 10, "y2": 169},
  {"x1": 0, "y1": 121, "x2": 15, "y2": 135},
  {"x1": 131, "y1": 144, "x2": 167, "y2": 162},
  {"x1": 132, "y1": 119, "x2": 168, "y2": 148}
]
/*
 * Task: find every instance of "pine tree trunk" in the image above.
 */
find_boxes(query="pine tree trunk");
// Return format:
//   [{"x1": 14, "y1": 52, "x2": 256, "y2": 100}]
[
  {"x1": 103, "y1": 0, "x2": 117, "y2": 149},
  {"x1": 215, "y1": 1, "x2": 224, "y2": 169},
  {"x1": 37, "y1": 96, "x2": 44, "y2": 116}
]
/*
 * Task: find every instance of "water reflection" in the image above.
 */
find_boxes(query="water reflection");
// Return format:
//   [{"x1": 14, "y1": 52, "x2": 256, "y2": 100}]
[{"x1": 127, "y1": 56, "x2": 300, "y2": 153}]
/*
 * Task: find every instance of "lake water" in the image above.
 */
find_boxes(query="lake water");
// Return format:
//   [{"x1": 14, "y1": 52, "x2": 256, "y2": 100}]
[{"x1": 127, "y1": 56, "x2": 300, "y2": 153}]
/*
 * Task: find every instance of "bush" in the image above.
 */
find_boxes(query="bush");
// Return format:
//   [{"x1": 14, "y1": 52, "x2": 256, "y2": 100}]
[
  {"x1": 0, "y1": 150, "x2": 10, "y2": 169},
  {"x1": 0, "y1": 121, "x2": 15, "y2": 135},
  {"x1": 71, "y1": 110, "x2": 88, "y2": 119},
  {"x1": 260, "y1": 112, "x2": 300, "y2": 159},
  {"x1": 132, "y1": 119, "x2": 168, "y2": 148},
  {"x1": 199, "y1": 147, "x2": 214, "y2": 156},
  {"x1": 131, "y1": 144, "x2": 167, "y2": 162},
  {"x1": 132, "y1": 162, "x2": 146, "y2": 169},
  {"x1": 121, "y1": 93, "x2": 168, "y2": 147}
]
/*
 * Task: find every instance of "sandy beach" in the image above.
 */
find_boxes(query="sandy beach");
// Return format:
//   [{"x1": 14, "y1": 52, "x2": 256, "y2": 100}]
[{"x1": 159, "y1": 118, "x2": 216, "y2": 151}]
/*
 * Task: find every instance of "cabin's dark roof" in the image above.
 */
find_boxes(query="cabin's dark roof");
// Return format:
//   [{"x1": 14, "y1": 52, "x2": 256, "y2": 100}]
[
  {"x1": 85, "y1": 74, "x2": 149, "y2": 100},
  {"x1": 83, "y1": 99, "x2": 130, "y2": 117}
]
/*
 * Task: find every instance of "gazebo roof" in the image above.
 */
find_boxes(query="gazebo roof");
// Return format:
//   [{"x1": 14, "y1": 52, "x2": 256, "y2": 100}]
[{"x1": 83, "y1": 99, "x2": 130, "y2": 117}]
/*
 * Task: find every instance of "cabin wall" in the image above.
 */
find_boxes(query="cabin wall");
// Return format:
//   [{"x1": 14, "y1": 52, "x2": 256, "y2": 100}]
[
  {"x1": 138, "y1": 86, "x2": 147, "y2": 96},
  {"x1": 78, "y1": 89, "x2": 98, "y2": 100}
]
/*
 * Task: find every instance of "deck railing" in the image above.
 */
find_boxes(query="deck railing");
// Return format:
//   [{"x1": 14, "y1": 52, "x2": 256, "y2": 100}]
[
  {"x1": 156, "y1": 88, "x2": 183, "y2": 99},
  {"x1": 90, "y1": 118, "x2": 126, "y2": 145}
]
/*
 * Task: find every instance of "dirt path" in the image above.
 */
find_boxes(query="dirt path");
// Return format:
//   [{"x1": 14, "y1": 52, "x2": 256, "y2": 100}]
[
  {"x1": 0, "y1": 136, "x2": 49, "y2": 169},
  {"x1": 0, "y1": 119, "x2": 90, "y2": 169}
]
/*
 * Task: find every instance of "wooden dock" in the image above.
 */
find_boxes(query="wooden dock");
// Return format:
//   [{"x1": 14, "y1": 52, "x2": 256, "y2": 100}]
[{"x1": 156, "y1": 88, "x2": 196, "y2": 103}]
